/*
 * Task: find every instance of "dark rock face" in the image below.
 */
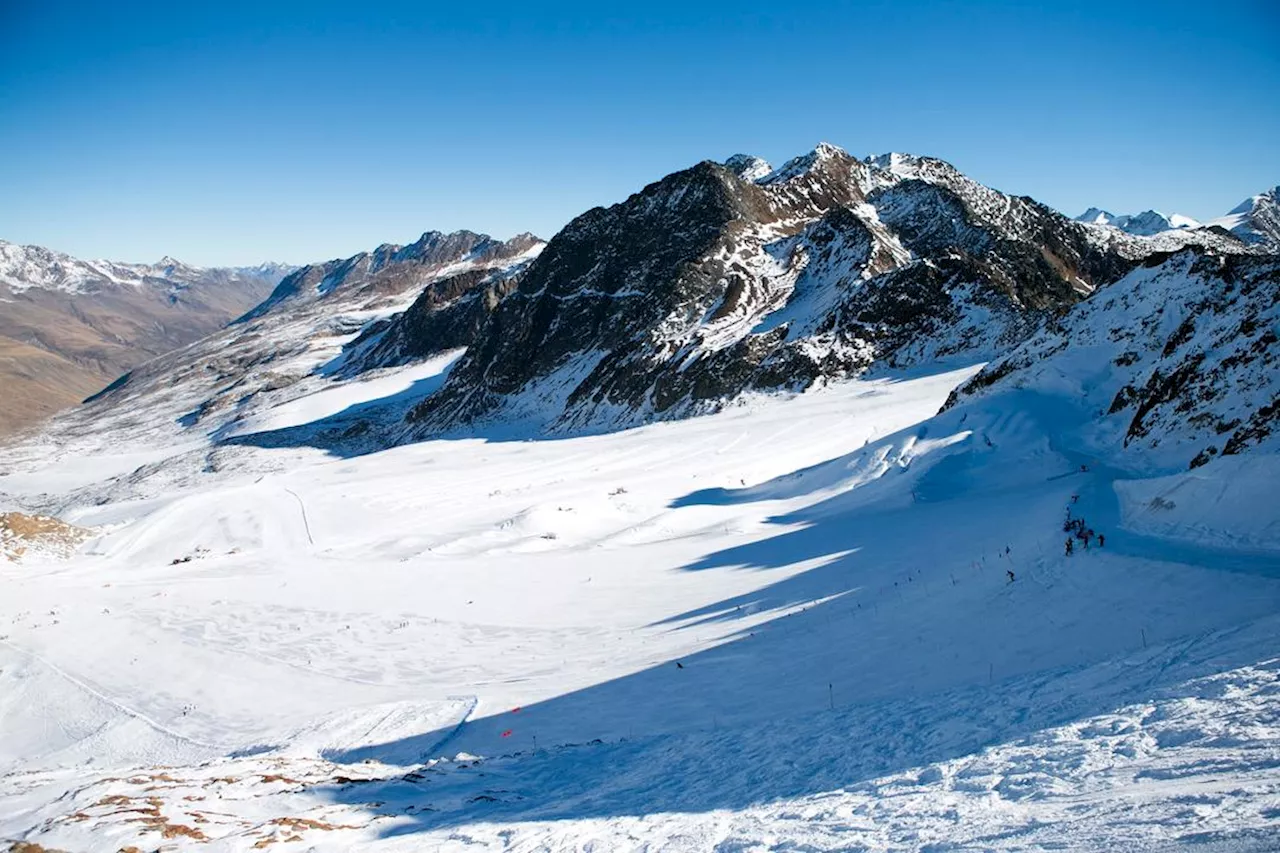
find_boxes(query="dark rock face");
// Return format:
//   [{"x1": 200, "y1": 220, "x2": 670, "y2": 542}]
[
  {"x1": 337, "y1": 266, "x2": 525, "y2": 375},
  {"x1": 868, "y1": 180, "x2": 1129, "y2": 310},
  {"x1": 405, "y1": 145, "x2": 1208, "y2": 436}
]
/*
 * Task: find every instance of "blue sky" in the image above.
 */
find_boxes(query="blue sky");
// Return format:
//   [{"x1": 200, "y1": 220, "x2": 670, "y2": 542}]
[{"x1": 2, "y1": 0, "x2": 1277, "y2": 266}]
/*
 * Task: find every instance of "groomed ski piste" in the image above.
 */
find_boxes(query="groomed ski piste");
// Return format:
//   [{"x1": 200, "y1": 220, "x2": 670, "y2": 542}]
[{"x1": 2, "y1": 348, "x2": 1279, "y2": 851}]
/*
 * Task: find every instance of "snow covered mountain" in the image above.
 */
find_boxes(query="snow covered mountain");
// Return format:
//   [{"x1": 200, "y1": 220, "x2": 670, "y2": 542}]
[
  {"x1": 1204, "y1": 186, "x2": 1280, "y2": 246},
  {"x1": 18, "y1": 145, "x2": 1266, "y2": 460},
  {"x1": 1074, "y1": 208, "x2": 1199, "y2": 236},
  {"x1": 403, "y1": 145, "x2": 1249, "y2": 437},
  {"x1": 0, "y1": 240, "x2": 291, "y2": 296},
  {"x1": 236, "y1": 230, "x2": 541, "y2": 326},
  {"x1": 0, "y1": 240, "x2": 290, "y2": 437},
  {"x1": 947, "y1": 248, "x2": 1280, "y2": 470},
  {"x1": 1075, "y1": 187, "x2": 1280, "y2": 248}
]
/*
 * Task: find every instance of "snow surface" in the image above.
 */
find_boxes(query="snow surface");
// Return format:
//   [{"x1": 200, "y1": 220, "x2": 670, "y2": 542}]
[
  {"x1": 219, "y1": 350, "x2": 464, "y2": 440},
  {"x1": 2, "y1": 339, "x2": 1280, "y2": 850}
]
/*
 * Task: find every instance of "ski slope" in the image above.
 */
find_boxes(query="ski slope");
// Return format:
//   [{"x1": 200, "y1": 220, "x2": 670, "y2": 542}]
[{"x1": 1, "y1": 357, "x2": 1279, "y2": 851}]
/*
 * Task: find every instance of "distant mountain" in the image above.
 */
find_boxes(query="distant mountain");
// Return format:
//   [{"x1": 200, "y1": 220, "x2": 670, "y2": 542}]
[
  {"x1": 0, "y1": 240, "x2": 291, "y2": 436},
  {"x1": 62, "y1": 230, "x2": 543, "y2": 444},
  {"x1": 236, "y1": 231, "x2": 541, "y2": 326},
  {"x1": 1075, "y1": 187, "x2": 1280, "y2": 248},
  {"x1": 1073, "y1": 208, "x2": 1199, "y2": 236}
]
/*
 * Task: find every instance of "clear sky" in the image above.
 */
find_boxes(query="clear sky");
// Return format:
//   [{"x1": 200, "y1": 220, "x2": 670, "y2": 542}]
[{"x1": 2, "y1": 0, "x2": 1277, "y2": 267}]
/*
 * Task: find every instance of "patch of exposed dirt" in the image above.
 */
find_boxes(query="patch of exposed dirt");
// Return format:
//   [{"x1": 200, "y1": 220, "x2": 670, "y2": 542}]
[
  {"x1": 8, "y1": 843, "x2": 70, "y2": 853},
  {"x1": 0, "y1": 512, "x2": 91, "y2": 561},
  {"x1": 56, "y1": 792, "x2": 209, "y2": 842},
  {"x1": 267, "y1": 816, "x2": 359, "y2": 831}
]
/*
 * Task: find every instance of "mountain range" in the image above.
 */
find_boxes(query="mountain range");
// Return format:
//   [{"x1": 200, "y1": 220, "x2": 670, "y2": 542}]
[
  {"x1": 1074, "y1": 185, "x2": 1280, "y2": 244},
  {"x1": 0, "y1": 241, "x2": 291, "y2": 436},
  {"x1": 3, "y1": 146, "x2": 1276, "y2": 462}
]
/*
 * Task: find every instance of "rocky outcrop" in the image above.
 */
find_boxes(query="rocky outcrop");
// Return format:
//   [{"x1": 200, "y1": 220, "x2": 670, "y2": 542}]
[{"x1": 335, "y1": 265, "x2": 528, "y2": 376}]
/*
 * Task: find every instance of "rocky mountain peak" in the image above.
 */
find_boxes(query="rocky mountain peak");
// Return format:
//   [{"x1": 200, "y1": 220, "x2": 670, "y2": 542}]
[
  {"x1": 44, "y1": 145, "x2": 1274, "y2": 458},
  {"x1": 760, "y1": 142, "x2": 855, "y2": 185},
  {"x1": 723, "y1": 154, "x2": 773, "y2": 182},
  {"x1": 505, "y1": 232, "x2": 545, "y2": 252}
]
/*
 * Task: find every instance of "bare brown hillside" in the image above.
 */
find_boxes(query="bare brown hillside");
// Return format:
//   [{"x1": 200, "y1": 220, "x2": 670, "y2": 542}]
[{"x1": 0, "y1": 240, "x2": 288, "y2": 437}]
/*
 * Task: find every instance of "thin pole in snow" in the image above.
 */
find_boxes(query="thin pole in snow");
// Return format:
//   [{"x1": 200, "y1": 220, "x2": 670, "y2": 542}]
[
  {"x1": 1141, "y1": 628, "x2": 1147, "y2": 648},
  {"x1": 829, "y1": 682, "x2": 834, "y2": 710},
  {"x1": 284, "y1": 487, "x2": 314, "y2": 545}
]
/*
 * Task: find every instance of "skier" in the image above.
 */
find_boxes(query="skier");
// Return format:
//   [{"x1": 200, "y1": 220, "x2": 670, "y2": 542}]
[
  {"x1": 1006, "y1": 569, "x2": 1016, "y2": 583},
  {"x1": 1065, "y1": 538, "x2": 1074, "y2": 556},
  {"x1": 1083, "y1": 531, "x2": 1091, "y2": 549},
  {"x1": 1098, "y1": 533, "x2": 1105, "y2": 547}
]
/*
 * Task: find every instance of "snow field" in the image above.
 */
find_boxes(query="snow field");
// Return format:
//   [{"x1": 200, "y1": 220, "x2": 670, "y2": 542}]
[{"x1": 1, "y1": 358, "x2": 1278, "y2": 851}]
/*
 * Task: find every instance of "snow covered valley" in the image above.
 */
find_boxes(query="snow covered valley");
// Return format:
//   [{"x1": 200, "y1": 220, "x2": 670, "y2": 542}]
[{"x1": 2, "y1": 353, "x2": 1279, "y2": 851}]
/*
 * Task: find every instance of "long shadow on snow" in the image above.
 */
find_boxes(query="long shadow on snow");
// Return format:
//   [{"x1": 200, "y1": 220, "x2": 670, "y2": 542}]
[
  {"x1": 318, "y1": 624, "x2": 1277, "y2": 839},
  {"x1": 316, "y1": 413, "x2": 1280, "y2": 836},
  {"x1": 218, "y1": 372, "x2": 454, "y2": 458}
]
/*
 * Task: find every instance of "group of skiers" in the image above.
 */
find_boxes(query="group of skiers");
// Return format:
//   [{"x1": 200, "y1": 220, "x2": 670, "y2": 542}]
[{"x1": 1063, "y1": 498, "x2": 1103, "y2": 555}]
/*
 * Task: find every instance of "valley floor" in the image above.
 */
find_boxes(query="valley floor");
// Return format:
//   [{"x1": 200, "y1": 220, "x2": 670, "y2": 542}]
[{"x1": 1, "y1": 362, "x2": 1278, "y2": 852}]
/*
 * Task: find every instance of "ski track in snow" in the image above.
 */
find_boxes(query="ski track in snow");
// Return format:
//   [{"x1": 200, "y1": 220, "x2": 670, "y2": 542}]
[{"x1": 1, "y1": 361, "x2": 1279, "y2": 851}]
